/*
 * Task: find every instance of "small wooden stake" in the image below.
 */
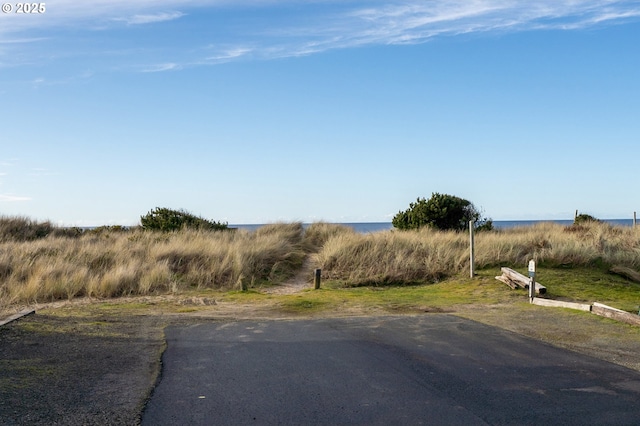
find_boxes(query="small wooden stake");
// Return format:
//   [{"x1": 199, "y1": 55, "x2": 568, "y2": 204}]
[
  {"x1": 314, "y1": 269, "x2": 321, "y2": 290},
  {"x1": 469, "y1": 220, "x2": 475, "y2": 278}
]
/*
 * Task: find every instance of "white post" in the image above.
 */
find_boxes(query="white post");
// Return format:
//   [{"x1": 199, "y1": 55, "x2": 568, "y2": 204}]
[
  {"x1": 528, "y1": 260, "x2": 536, "y2": 302},
  {"x1": 469, "y1": 221, "x2": 475, "y2": 278}
]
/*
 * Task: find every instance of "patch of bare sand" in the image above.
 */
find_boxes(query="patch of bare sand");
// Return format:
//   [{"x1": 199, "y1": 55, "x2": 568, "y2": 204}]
[{"x1": 261, "y1": 255, "x2": 318, "y2": 295}]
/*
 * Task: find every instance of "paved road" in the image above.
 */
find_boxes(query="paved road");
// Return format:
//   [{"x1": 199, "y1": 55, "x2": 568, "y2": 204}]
[{"x1": 142, "y1": 315, "x2": 640, "y2": 425}]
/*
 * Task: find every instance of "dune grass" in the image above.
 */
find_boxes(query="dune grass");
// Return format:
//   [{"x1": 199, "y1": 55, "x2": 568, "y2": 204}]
[
  {"x1": 316, "y1": 222, "x2": 640, "y2": 286},
  {"x1": 0, "y1": 221, "x2": 307, "y2": 306},
  {"x1": 1, "y1": 217, "x2": 639, "y2": 310}
]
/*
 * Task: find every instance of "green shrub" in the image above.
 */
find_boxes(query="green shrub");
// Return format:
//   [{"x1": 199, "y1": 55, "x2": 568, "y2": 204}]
[
  {"x1": 89, "y1": 225, "x2": 130, "y2": 234},
  {"x1": 140, "y1": 207, "x2": 228, "y2": 232},
  {"x1": 574, "y1": 213, "x2": 601, "y2": 224},
  {"x1": 392, "y1": 193, "x2": 492, "y2": 231}
]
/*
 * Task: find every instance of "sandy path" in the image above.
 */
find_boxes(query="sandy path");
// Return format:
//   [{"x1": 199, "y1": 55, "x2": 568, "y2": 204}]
[{"x1": 262, "y1": 256, "x2": 318, "y2": 294}]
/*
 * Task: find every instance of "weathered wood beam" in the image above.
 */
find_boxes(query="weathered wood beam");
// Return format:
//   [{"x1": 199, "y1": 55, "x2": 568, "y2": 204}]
[
  {"x1": 500, "y1": 267, "x2": 547, "y2": 294},
  {"x1": 592, "y1": 302, "x2": 640, "y2": 326},
  {"x1": 609, "y1": 265, "x2": 640, "y2": 283},
  {"x1": 531, "y1": 298, "x2": 591, "y2": 312},
  {"x1": 0, "y1": 309, "x2": 35, "y2": 327},
  {"x1": 495, "y1": 275, "x2": 518, "y2": 289}
]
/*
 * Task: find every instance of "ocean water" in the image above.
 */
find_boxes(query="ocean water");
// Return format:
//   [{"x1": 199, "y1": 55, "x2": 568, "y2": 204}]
[
  {"x1": 493, "y1": 219, "x2": 635, "y2": 229},
  {"x1": 230, "y1": 222, "x2": 393, "y2": 233},
  {"x1": 232, "y1": 219, "x2": 636, "y2": 234}
]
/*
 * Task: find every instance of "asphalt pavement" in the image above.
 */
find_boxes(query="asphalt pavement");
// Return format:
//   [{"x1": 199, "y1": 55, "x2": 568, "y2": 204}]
[{"x1": 142, "y1": 315, "x2": 640, "y2": 425}]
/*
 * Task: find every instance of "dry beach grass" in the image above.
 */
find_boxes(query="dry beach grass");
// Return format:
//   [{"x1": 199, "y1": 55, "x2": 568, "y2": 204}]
[
  {"x1": 316, "y1": 221, "x2": 640, "y2": 286},
  {"x1": 2, "y1": 217, "x2": 640, "y2": 309},
  {"x1": 0, "y1": 221, "x2": 308, "y2": 306}
]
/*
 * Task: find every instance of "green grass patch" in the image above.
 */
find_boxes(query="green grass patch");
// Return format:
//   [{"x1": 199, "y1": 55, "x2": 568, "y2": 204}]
[
  {"x1": 15, "y1": 317, "x2": 128, "y2": 338},
  {"x1": 290, "y1": 266, "x2": 640, "y2": 315},
  {"x1": 321, "y1": 270, "x2": 517, "y2": 306},
  {"x1": 280, "y1": 297, "x2": 329, "y2": 314},
  {"x1": 520, "y1": 266, "x2": 640, "y2": 312}
]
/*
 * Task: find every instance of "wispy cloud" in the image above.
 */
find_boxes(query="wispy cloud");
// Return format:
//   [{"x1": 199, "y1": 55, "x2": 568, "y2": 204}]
[
  {"x1": 199, "y1": 1, "x2": 640, "y2": 62},
  {"x1": 0, "y1": 1, "x2": 199, "y2": 35},
  {"x1": 0, "y1": 37, "x2": 48, "y2": 44},
  {"x1": 1, "y1": 1, "x2": 639, "y2": 71},
  {"x1": 273, "y1": 1, "x2": 640, "y2": 50},
  {"x1": 140, "y1": 62, "x2": 181, "y2": 72},
  {"x1": 113, "y1": 11, "x2": 185, "y2": 25},
  {"x1": 203, "y1": 47, "x2": 253, "y2": 63},
  {"x1": 0, "y1": 194, "x2": 31, "y2": 202}
]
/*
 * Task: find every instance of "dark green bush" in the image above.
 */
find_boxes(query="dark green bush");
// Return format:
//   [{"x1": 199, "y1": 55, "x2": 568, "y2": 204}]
[
  {"x1": 392, "y1": 192, "x2": 492, "y2": 231},
  {"x1": 140, "y1": 207, "x2": 228, "y2": 232},
  {"x1": 88, "y1": 225, "x2": 131, "y2": 235},
  {"x1": 574, "y1": 213, "x2": 601, "y2": 224}
]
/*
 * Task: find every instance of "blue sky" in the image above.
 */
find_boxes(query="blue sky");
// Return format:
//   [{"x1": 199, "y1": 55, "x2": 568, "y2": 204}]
[{"x1": 1, "y1": 1, "x2": 639, "y2": 226}]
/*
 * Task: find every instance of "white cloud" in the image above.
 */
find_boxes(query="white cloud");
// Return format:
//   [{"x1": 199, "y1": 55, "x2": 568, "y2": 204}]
[
  {"x1": 204, "y1": 47, "x2": 253, "y2": 62},
  {"x1": 113, "y1": 11, "x2": 185, "y2": 25},
  {"x1": 140, "y1": 62, "x2": 181, "y2": 72},
  {"x1": 219, "y1": 1, "x2": 640, "y2": 60},
  {"x1": 0, "y1": 194, "x2": 31, "y2": 202},
  {"x1": 2, "y1": 1, "x2": 640, "y2": 69},
  {"x1": 0, "y1": 1, "x2": 210, "y2": 35},
  {"x1": 575, "y1": 8, "x2": 640, "y2": 26},
  {"x1": 316, "y1": 1, "x2": 640, "y2": 47}
]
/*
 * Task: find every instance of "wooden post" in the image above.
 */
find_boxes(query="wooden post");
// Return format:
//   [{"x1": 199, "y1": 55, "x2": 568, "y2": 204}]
[
  {"x1": 314, "y1": 269, "x2": 321, "y2": 290},
  {"x1": 528, "y1": 260, "x2": 536, "y2": 302},
  {"x1": 575, "y1": 209, "x2": 578, "y2": 221},
  {"x1": 634, "y1": 212, "x2": 637, "y2": 227},
  {"x1": 469, "y1": 221, "x2": 475, "y2": 278}
]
